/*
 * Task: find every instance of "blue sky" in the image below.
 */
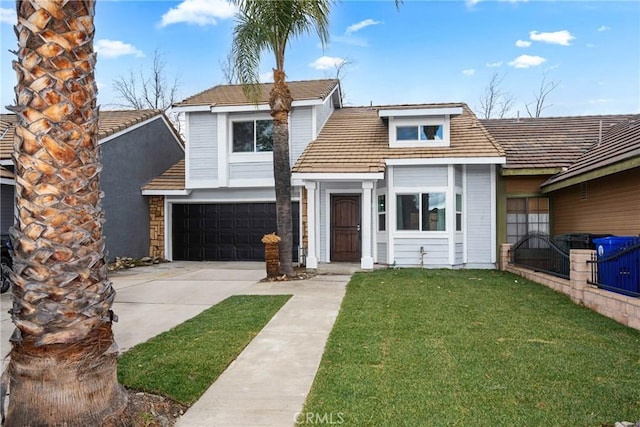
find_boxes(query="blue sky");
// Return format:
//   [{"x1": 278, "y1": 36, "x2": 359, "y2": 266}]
[{"x1": 1, "y1": 0, "x2": 638, "y2": 117}]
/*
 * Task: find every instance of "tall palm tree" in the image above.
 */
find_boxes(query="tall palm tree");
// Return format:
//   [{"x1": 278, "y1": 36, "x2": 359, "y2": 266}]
[
  {"x1": 4, "y1": 0, "x2": 127, "y2": 424},
  {"x1": 232, "y1": 0, "x2": 332, "y2": 277}
]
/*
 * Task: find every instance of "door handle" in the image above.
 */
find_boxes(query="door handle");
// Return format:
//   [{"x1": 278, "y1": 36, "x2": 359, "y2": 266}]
[{"x1": 357, "y1": 224, "x2": 361, "y2": 232}]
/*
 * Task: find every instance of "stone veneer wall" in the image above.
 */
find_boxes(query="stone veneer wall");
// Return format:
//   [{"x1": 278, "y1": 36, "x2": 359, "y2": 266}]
[
  {"x1": 301, "y1": 187, "x2": 308, "y2": 261},
  {"x1": 500, "y1": 244, "x2": 640, "y2": 331},
  {"x1": 149, "y1": 196, "x2": 165, "y2": 259}
]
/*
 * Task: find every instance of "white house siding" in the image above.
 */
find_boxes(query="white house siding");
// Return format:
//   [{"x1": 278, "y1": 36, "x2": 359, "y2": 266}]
[
  {"x1": 455, "y1": 165, "x2": 463, "y2": 188},
  {"x1": 393, "y1": 165, "x2": 448, "y2": 187},
  {"x1": 455, "y1": 241, "x2": 464, "y2": 265},
  {"x1": 290, "y1": 106, "x2": 313, "y2": 164},
  {"x1": 394, "y1": 238, "x2": 449, "y2": 266},
  {"x1": 187, "y1": 112, "x2": 217, "y2": 185},
  {"x1": 229, "y1": 162, "x2": 273, "y2": 181},
  {"x1": 466, "y1": 164, "x2": 493, "y2": 267},
  {"x1": 376, "y1": 242, "x2": 387, "y2": 264},
  {"x1": 316, "y1": 96, "x2": 334, "y2": 136},
  {"x1": 318, "y1": 181, "x2": 361, "y2": 262}
]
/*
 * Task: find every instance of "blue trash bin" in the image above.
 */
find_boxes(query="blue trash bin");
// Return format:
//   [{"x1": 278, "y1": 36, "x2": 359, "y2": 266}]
[{"x1": 593, "y1": 236, "x2": 640, "y2": 297}]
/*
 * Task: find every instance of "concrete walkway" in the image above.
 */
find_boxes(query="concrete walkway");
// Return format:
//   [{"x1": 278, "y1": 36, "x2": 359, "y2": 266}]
[{"x1": 176, "y1": 274, "x2": 348, "y2": 427}]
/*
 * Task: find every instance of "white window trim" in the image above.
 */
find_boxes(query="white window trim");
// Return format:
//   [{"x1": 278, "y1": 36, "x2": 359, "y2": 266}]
[
  {"x1": 389, "y1": 116, "x2": 450, "y2": 148},
  {"x1": 376, "y1": 190, "x2": 388, "y2": 237},
  {"x1": 229, "y1": 113, "x2": 274, "y2": 156}
]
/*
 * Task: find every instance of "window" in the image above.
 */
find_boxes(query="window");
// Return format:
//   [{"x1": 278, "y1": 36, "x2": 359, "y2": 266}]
[
  {"x1": 378, "y1": 195, "x2": 386, "y2": 231},
  {"x1": 232, "y1": 120, "x2": 273, "y2": 153},
  {"x1": 396, "y1": 124, "x2": 443, "y2": 141},
  {"x1": 506, "y1": 197, "x2": 549, "y2": 244},
  {"x1": 456, "y1": 194, "x2": 462, "y2": 232},
  {"x1": 396, "y1": 193, "x2": 446, "y2": 231}
]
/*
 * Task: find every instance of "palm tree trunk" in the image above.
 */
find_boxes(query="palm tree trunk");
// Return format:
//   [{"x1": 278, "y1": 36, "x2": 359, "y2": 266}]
[
  {"x1": 4, "y1": 0, "x2": 127, "y2": 424},
  {"x1": 270, "y1": 69, "x2": 295, "y2": 277}
]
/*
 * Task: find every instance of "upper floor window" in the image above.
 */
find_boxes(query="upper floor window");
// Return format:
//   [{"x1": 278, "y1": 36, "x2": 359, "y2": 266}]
[
  {"x1": 232, "y1": 120, "x2": 273, "y2": 153},
  {"x1": 396, "y1": 124, "x2": 444, "y2": 141}
]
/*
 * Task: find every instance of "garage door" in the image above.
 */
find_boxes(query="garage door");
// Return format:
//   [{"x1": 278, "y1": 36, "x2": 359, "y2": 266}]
[{"x1": 172, "y1": 202, "x2": 299, "y2": 261}]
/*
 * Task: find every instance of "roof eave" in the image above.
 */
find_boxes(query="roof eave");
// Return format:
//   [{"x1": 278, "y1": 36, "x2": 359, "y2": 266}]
[
  {"x1": 501, "y1": 167, "x2": 564, "y2": 176},
  {"x1": 541, "y1": 156, "x2": 640, "y2": 193},
  {"x1": 141, "y1": 189, "x2": 191, "y2": 196}
]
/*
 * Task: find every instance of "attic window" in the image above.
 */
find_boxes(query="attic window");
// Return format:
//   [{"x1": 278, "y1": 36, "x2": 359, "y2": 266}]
[
  {"x1": 397, "y1": 125, "x2": 444, "y2": 141},
  {"x1": 389, "y1": 116, "x2": 450, "y2": 148}
]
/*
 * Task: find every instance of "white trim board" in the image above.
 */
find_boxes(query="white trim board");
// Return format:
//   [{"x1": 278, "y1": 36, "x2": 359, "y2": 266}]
[
  {"x1": 385, "y1": 157, "x2": 506, "y2": 166},
  {"x1": 379, "y1": 107, "x2": 463, "y2": 117},
  {"x1": 292, "y1": 172, "x2": 384, "y2": 183}
]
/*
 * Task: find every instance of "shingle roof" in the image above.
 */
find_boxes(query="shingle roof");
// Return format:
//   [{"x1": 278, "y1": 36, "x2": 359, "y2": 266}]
[
  {"x1": 142, "y1": 159, "x2": 185, "y2": 191},
  {"x1": 481, "y1": 114, "x2": 635, "y2": 169},
  {"x1": 175, "y1": 79, "x2": 339, "y2": 107},
  {"x1": 542, "y1": 115, "x2": 640, "y2": 187},
  {"x1": 0, "y1": 110, "x2": 176, "y2": 161},
  {"x1": 293, "y1": 103, "x2": 504, "y2": 174}
]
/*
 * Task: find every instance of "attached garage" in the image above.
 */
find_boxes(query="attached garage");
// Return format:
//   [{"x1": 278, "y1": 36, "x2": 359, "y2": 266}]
[{"x1": 172, "y1": 202, "x2": 299, "y2": 261}]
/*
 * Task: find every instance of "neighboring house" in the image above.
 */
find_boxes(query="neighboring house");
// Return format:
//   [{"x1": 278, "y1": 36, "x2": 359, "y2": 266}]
[
  {"x1": 540, "y1": 115, "x2": 639, "y2": 236},
  {"x1": 481, "y1": 114, "x2": 636, "y2": 245},
  {"x1": 146, "y1": 79, "x2": 506, "y2": 269},
  {"x1": 0, "y1": 110, "x2": 184, "y2": 260}
]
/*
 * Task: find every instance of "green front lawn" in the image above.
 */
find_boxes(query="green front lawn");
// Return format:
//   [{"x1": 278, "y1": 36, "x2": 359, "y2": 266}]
[
  {"x1": 118, "y1": 294, "x2": 291, "y2": 405},
  {"x1": 302, "y1": 269, "x2": 640, "y2": 426}
]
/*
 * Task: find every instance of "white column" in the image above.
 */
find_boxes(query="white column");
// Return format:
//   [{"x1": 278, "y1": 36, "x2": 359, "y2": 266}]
[
  {"x1": 361, "y1": 181, "x2": 374, "y2": 270},
  {"x1": 305, "y1": 182, "x2": 318, "y2": 269}
]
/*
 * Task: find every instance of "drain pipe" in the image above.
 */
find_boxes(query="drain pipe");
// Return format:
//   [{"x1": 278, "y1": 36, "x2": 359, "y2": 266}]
[{"x1": 419, "y1": 246, "x2": 426, "y2": 269}]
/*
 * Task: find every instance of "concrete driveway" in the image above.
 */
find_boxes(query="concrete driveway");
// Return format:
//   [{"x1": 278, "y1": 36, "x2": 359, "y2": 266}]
[{"x1": 1, "y1": 261, "x2": 265, "y2": 360}]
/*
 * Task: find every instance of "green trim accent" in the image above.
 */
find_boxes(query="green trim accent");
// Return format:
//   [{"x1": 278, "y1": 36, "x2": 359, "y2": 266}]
[
  {"x1": 496, "y1": 172, "x2": 507, "y2": 248},
  {"x1": 541, "y1": 158, "x2": 640, "y2": 193},
  {"x1": 501, "y1": 167, "x2": 563, "y2": 176}
]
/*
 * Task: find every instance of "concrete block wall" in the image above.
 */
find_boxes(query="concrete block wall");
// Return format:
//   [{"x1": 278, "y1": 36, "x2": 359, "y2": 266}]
[{"x1": 500, "y1": 244, "x2": 640, "y2": 331}]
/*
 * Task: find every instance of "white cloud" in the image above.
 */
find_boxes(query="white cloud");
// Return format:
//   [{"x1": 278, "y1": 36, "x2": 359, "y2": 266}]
[
  {"x1": 588, "y1": 98, "x2": 613, "y2": 105},
  {"x1": 467, "y1": 0, "x2": 527, "y2": 7},
  {"x1": 309, "y1": 56, "x2": 347, "y2": 70},
  {"x1": 515, "y1": 40, "x2": 531, "y2": 48},
  {"x1": 259, "y1": 72, "x2": 273, "y2": 83},
  {"x1": 95, "y1": 40, "x2": 144, "y2": 59},
  {"x1": 0, "y1": 7, "x2": 16, "y2": 25},
  {"x1": 529, "y1": 30, "x2": 575, "y2": 46},
  {"x1": 597, "y1": 25, "x2": 610, "y2": 32},
  {"x1": 508, "y1": 54, "x2": 546, "y2": 68},
  {"x1": 462, "y1": 69, "x2": 476, "y2": 76},
  {"x1": 345, "y1": 19, "x2": 381, "y2": 35},
  {"x1": 486, "y1": 61, "x2": 503, "y2": 68},
  {"x1": 160, "y1": 0, "x2": 236, "y2": 27}
]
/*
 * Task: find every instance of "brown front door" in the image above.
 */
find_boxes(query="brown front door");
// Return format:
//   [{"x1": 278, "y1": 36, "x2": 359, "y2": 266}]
[{"x1": 331, "y1": 195, "x2": 360, "y2": 262}]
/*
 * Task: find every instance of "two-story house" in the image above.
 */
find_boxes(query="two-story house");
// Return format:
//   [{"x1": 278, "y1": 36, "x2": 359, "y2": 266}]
[{"x1": 145, "y1": 79, "x2": 507, "y2": 269}]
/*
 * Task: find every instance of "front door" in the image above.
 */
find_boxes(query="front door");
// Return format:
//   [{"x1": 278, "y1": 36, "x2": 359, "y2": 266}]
[{"x1": 331, "y1": 195, "x2": 361, "y2": 262}]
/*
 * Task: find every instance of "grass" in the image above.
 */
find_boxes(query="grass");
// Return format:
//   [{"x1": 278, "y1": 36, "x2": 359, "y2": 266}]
[
  {"x1": 118, "y1": 294, "x2": 291, "y2": 405},
  {"x1": 301, "y1": 269, "x2": 640, "y2": 426}
]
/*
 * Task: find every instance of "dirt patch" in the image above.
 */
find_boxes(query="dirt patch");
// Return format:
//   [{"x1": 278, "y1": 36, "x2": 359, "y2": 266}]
[{"x1": 107, "y1": 389, "x2": 187, "y2": 427}]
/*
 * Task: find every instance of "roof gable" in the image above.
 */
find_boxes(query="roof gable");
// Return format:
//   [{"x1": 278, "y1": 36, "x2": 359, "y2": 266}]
[
  {"x1": 293, "y1": 103, "x2": 504, "y2": 174},
  {"x1": 175, "y1": 79, "x2": 340, "y2": 107},
  {"x1": 1, "y1": 109, "x2": 179, "y2": 161}
]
